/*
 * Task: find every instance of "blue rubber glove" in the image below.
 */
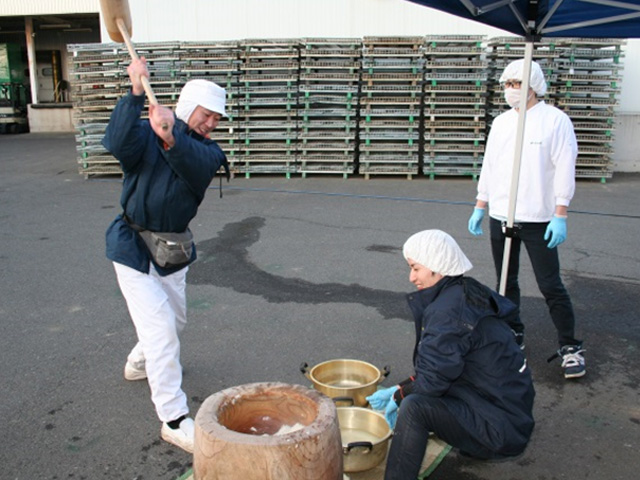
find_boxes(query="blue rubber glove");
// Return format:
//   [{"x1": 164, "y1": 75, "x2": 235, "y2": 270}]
[
  {"x1": 384, "y1": 399, "x2": 399, "y2": 430},
  {"x1": 468, "y1": 208, "x2": 485, "y2": 236},
  {"x1": 366, "y1": 386, "x2": 398, "y2": 410},
  {"x1": 544, "y1": 216, "x2": 567, "y2": 249}
]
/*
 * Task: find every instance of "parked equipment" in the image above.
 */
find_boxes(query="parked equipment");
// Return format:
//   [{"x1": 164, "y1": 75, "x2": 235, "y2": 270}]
[{"x1": 0, "y1": 43, "x2": 30, "y2": 134}]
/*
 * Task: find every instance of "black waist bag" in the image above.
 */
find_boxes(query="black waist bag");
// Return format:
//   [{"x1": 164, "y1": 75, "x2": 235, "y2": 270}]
[{"x1": 124, "y1": 215, "x2": 193, "y2": 268}]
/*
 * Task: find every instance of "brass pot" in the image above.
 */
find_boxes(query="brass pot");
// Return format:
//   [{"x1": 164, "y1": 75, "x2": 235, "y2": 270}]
[
  {"x1": 337, "y1": 407, "x2": 392, "y2": 473},
  {"x1": 300, "y1": 359, "x2": 390, "y2": 407}
]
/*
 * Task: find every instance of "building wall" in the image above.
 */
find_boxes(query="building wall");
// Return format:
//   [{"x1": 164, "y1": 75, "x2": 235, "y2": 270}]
[
  {"x1": 35, "y1": 29, "x2": 96, "y2": 101},
  {"x1": 2, "y1": 0, "x2": 638, "y2": 171},
  {"x1": 614, "y1": 114, "x2": 640, "y2": 172},
  {"x1": 617, "y1": 38, "x2": 640, "y2": 171},
  {"x1": 0, "y1": 0, "x2": 99, "y2": 15}
]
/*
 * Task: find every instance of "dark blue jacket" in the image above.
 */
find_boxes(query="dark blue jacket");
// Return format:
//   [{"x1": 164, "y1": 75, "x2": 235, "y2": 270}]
[
  {"x1": 397, "y1": 275, "x2": 535, "y2": 455},
  {"x1": 102, "y1": 92, "x2": 227, "y2": 276}
]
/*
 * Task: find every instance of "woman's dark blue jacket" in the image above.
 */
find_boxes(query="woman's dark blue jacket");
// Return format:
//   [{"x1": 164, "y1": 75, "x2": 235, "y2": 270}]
[{"x1": 395, "y1": 275, "x2": 535, "y2": 455}]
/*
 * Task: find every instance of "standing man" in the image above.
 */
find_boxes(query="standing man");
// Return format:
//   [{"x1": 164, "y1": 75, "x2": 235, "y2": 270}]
[
  {"x1": 468, "y1": 58, "x2": 585, "y2": 379},
  {"x1": 102, "y1": 57, "x2": 229, "y2": 452}
]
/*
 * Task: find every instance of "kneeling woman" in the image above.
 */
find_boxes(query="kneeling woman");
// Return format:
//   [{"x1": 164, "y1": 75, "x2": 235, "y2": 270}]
[{"x1": 367, "y1": 230, "x2": 535, "y2": 479}]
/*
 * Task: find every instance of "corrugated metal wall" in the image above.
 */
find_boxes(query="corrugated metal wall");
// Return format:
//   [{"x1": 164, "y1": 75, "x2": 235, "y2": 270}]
[
  {"x1": 118, "y1": 0, "x2": 508, "y2": 43},
  {"x1": 0, "y1": 0, "x2": 98, "y2": 15}
]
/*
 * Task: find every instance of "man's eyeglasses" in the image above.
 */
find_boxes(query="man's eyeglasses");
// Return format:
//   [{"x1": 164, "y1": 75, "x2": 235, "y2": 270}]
[{"x1": 503, "y1": 80, "x2": 522, "y2": 89}]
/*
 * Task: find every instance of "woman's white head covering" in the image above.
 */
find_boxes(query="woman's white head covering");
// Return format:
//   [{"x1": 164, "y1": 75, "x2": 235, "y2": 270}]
[
  {"x1": 175, "y1": 79, "x2": 227, "y2": 124},
  {"x1": 499, "y1": 59, "x2": 548, "y2": 96},
  {"x1": 403, "y1": 230, "x2": 473, "y2": 276}
]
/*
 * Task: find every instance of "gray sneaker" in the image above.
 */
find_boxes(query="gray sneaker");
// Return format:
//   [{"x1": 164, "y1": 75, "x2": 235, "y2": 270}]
[{"x1": 556, "y1": 345, "x2": 586, "y2": 379}]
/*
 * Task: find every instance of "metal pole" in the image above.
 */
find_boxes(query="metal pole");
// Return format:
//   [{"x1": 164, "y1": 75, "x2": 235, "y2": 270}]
[
  {"x1": 498, "y1": 41, "x2": 534, "y2": 296},
  {"x1": 24, "y1": 17, "x2": 39, "y2": 106}
]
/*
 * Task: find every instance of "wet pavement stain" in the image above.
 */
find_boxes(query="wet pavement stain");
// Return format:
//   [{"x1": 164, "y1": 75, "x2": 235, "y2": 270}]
[
  {"x1": 187, "y1": 298, "x2": 213, "y2": 310},
  {"x1": 189, "y1": 216, "x2": 409, "y2": 320},
  {"x1": 366, "y1": 244, "x2": 402, "y2": 254},
  {"x1": 188, "y1": 216, "x2": 640, "y2": 357},
  {"x1": 66, "y1": 435, "x2": 104, "y2": 452},
  {"x1": 188, "y1": 217, "x2": 640, "y2": 401}
]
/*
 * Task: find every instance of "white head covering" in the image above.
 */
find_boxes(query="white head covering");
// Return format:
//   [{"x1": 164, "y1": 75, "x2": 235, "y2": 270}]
[
  {"x1": 175, "y1": 79, "x2": 227, "y2": 123},
  {"x1": 402, "y1": 230, "x2": 472, "y2": 276},
  {"x1": 499, "y1": 59, "x2": 548, "y2": 96}
]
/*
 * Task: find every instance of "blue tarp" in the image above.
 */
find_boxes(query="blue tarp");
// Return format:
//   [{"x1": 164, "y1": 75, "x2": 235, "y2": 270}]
[{"x1": 406, "y1": 0, "x2": 640, "y2": 39}]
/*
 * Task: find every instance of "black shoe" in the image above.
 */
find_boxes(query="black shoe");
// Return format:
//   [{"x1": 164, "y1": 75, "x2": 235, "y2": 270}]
[{"x1": 512, "y1": 330, "x2": 525, "y2": 350}]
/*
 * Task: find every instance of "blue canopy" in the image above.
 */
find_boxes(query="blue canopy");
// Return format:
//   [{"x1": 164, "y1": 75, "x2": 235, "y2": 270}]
[{"x1": 406, "y1": 0, "x2": 640, "y2": 39}]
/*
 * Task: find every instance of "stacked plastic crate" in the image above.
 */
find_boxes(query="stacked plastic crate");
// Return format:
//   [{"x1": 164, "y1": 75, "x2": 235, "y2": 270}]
[
  {"x1": 69, "y1": 36, "x2": 627, "y2": 182},
  {"x1": 69, "y1": 41, "x2": 181, "y2": 178},
  {"x1": 359, "y1": 36, "x2": 423, "y2": 179},
  {"x1": 298, "y1": 38, "x2": 360, "y2": 178},
  {"x1": 422, "y1": 35, "x2": 487, "y2": 179},
  {"x1": 132, "y1": 42, "x2": 183, "y2": 108},
  {"x1": 235, "y1": 39, "x2": 299, "y2": 177},
  {"x1": 553, "y1": 38, "x2": 625, "y2": 181},
  {"x1": 485, "y1": 37, "x2": 559, "y2": 121},
  {"x1": 179, "y1": 41, "x2": 241, "y2": 166},
  {"x1": 68, "y1": 43, "x2": 127, "y2": 177}
]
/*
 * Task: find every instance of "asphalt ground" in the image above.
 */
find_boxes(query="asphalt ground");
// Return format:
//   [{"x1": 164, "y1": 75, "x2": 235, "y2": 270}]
[{"x1": 1, "y1": 132, "x2": 639, "y2": 480}]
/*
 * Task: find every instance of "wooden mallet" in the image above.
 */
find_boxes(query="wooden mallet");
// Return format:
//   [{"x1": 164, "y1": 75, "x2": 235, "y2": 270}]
[{"x1": 99, "y1": 0, "x2": 168, "y2": 129}]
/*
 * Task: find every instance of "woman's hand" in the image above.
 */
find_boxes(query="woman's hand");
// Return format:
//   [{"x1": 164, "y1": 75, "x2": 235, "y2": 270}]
[
  {"x1": 366, "y1": 386, "x2": 398, "y2": 410},
  {"x1": 384, "y1": 399, "x2": 398, "y2": 429}
]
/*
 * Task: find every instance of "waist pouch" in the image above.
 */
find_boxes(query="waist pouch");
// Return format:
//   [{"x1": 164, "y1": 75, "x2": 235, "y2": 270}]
[
  {"x1": 124, "y1": 215, "x2": 193, "y2": 268},
  {"x1": 138, "y1": 229, "x2": 193, "y2": 268}
]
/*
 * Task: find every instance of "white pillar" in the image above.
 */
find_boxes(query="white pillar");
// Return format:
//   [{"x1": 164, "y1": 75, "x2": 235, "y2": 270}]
[{"x1": 24, "y1": 16, "x2": 39, "y2": 105}]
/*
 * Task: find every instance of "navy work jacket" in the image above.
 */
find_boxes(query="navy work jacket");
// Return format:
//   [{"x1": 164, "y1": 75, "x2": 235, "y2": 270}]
[
  {"x1": 400, "y1": 275, "x2": 535, "y2": 455},
  {"x1": 102, "y1": 93, "x2": 227, "y2": 276}
]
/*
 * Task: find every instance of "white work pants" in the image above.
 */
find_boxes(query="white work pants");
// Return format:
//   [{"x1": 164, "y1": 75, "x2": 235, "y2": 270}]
[{"x1": 113, "y1": 262, "x2": 189, "y2": 423}]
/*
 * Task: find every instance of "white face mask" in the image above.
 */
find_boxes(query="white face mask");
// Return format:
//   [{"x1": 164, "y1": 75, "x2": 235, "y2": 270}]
[{"x1": 504, "y1": 87, "x2": 533, "y2": 109}]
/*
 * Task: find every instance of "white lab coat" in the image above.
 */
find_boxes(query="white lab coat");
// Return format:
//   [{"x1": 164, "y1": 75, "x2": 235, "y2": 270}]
[{"x1": 477, "y1": 101, "x2": 577, "y2": 223}]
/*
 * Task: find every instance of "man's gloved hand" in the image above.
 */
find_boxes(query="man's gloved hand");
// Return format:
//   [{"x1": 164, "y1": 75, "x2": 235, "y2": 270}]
[
  {"x1": 366, "y1": 386, "x2": 398, "y2": 410},
  {"x1": 384, "y1": 399, "x2": 399, "y2": 430},
  {"x1": 544, "y1": 216, "x2": 567, "y2": 249},
  {"x1": 468, "y1": 208, "x2": 485, "y2": 236}
]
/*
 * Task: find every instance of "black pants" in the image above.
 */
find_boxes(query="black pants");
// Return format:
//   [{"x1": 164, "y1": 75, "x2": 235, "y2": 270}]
[
  {"x1": 489, "y1": 217, "x2": 579, "y2": 346},
  {"x1": 384, "y1": 394, "x2": 518, "y2": 480}
]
